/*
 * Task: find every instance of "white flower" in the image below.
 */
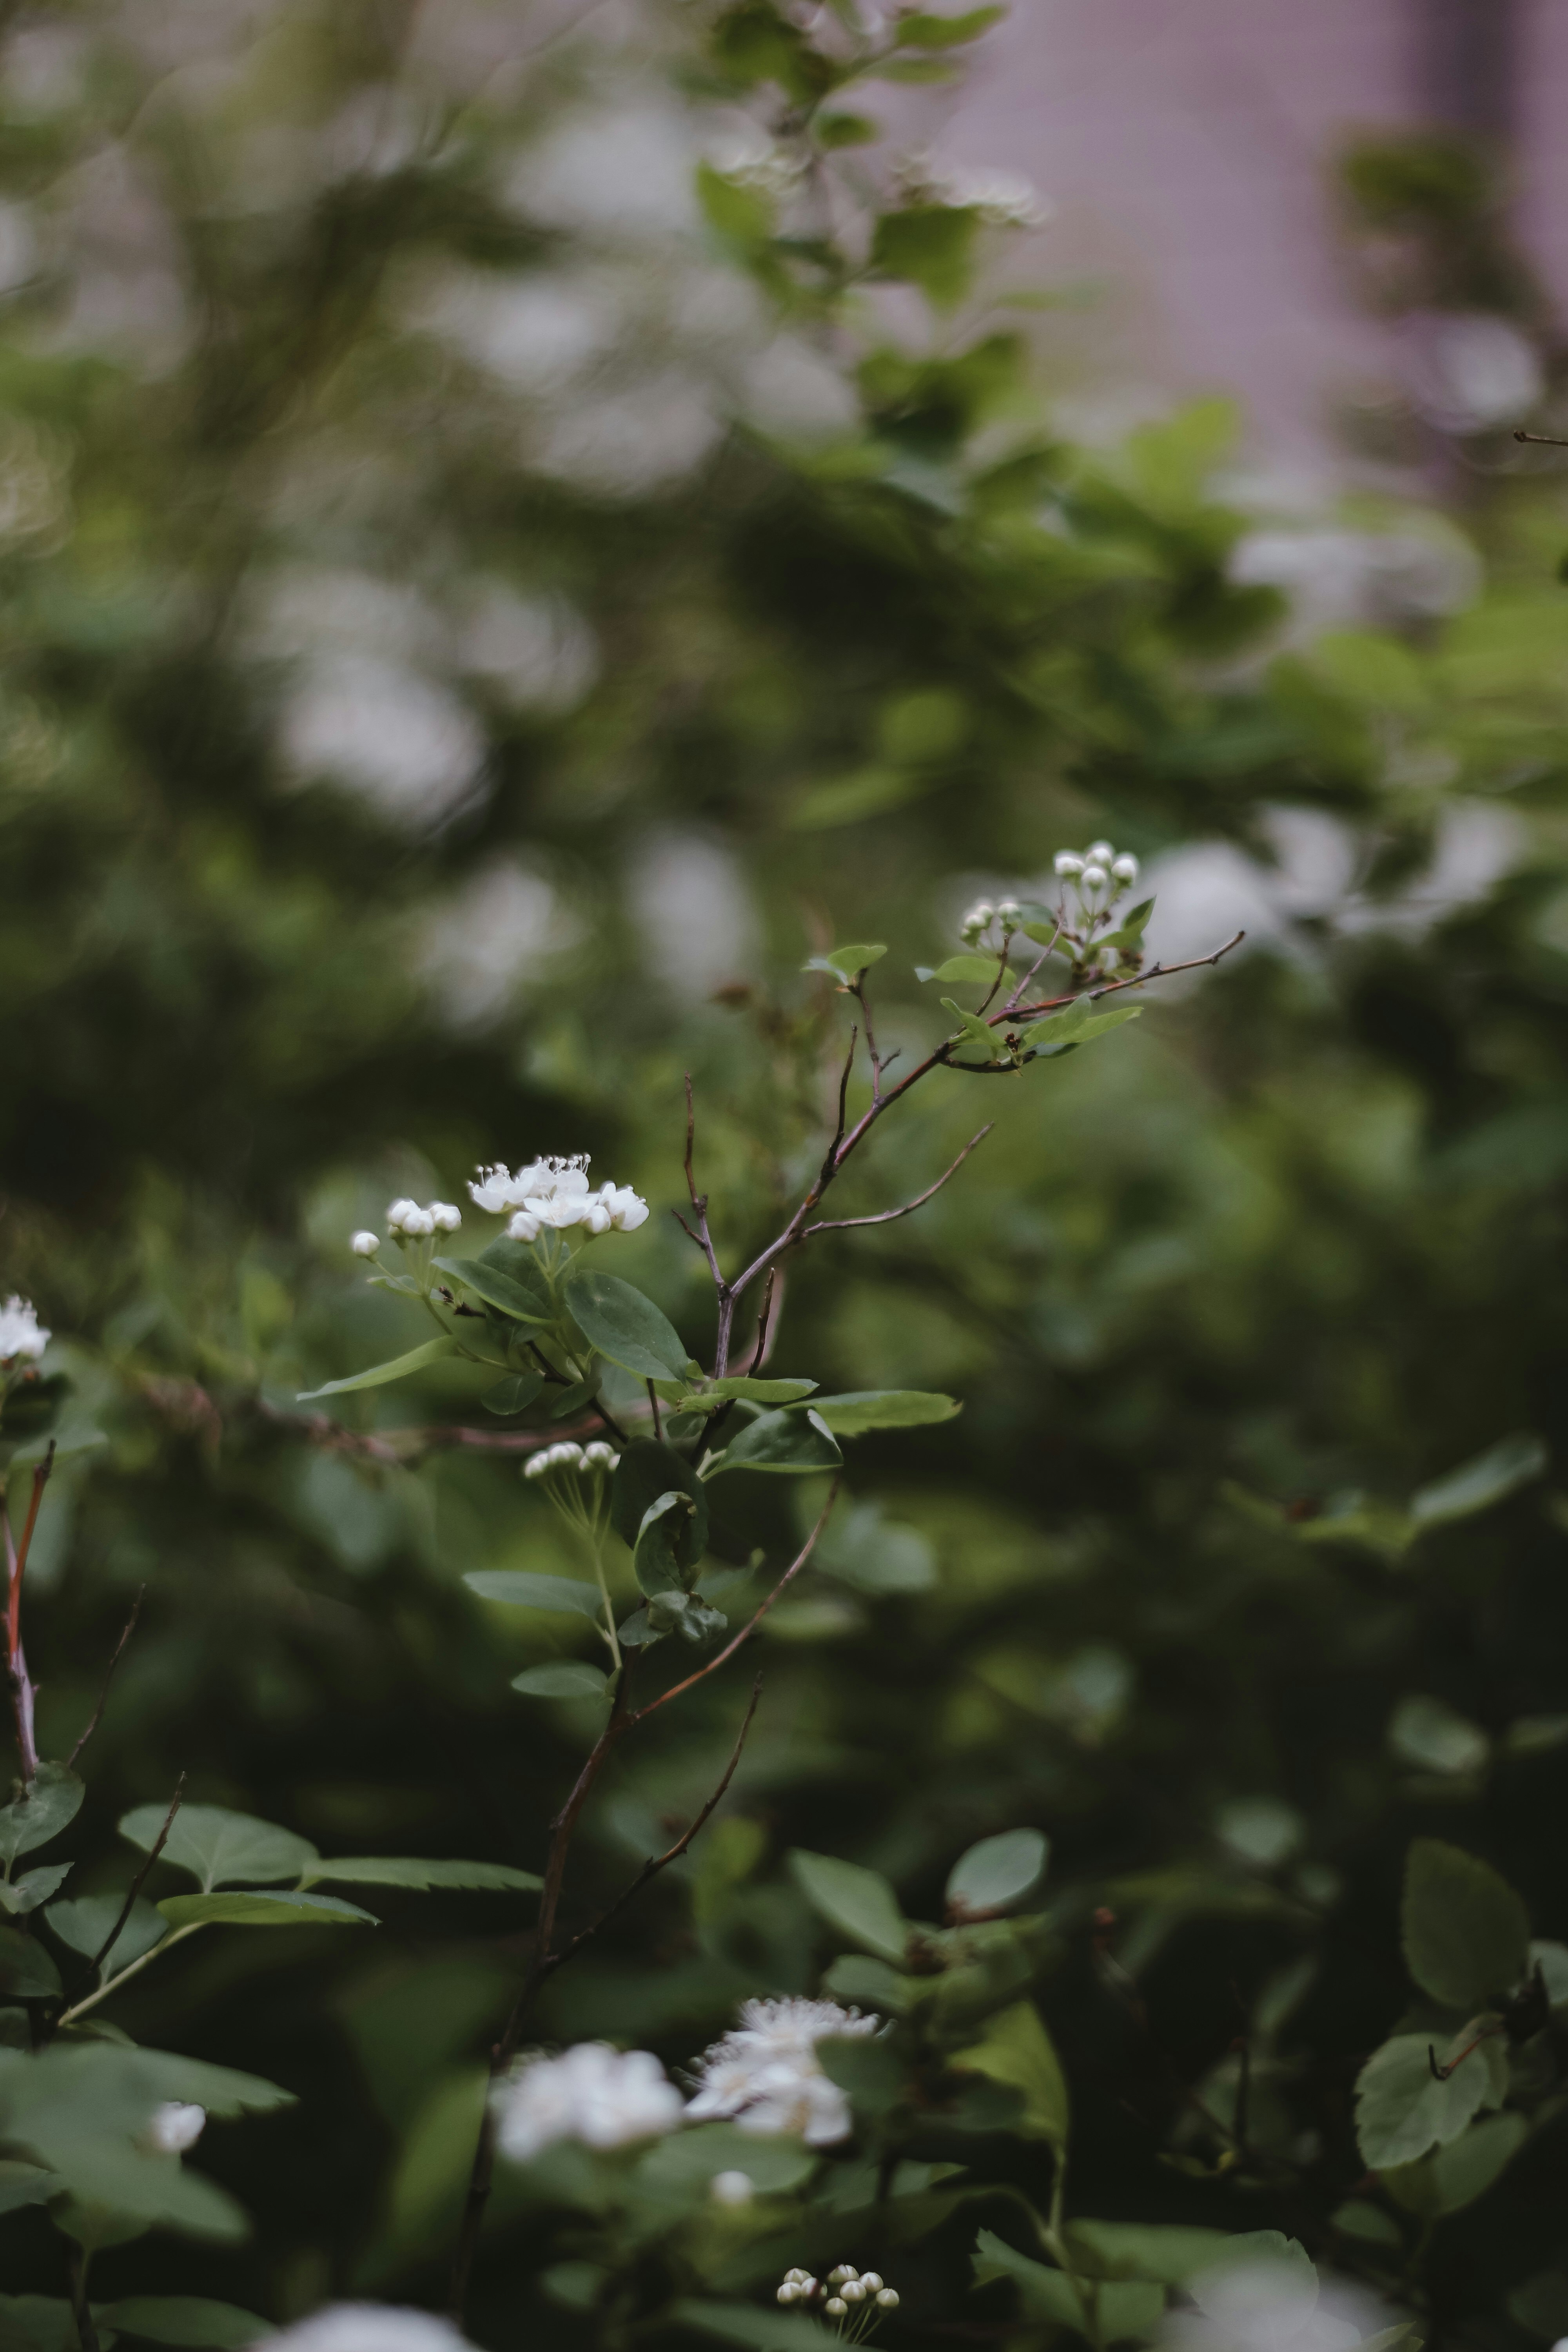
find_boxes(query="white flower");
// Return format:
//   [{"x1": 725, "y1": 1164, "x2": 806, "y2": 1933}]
[
  {"x1": 1085, "y1": 840, "x2": 1113, "y2": 864},
  {"x1": 582, "y1": 1441, "x2": 618, "y2": 1470},
  {"x1": 598, "y1": 1182, "x2": 648, "y2": 1232},
  {"x1": 495, "y1": 2043, "x2": 683, "y2": 2160},
  {"x1": 140, "y1": 2101, "x2": 205, "y2": 2155},
  {"x1": 996, "y1": 898, "x2": 1021, "y2": 924},
  {"x1": 1053, "y1": 851, "x2": 1084, "y2": 878},
  {"x1": 259, "y1": 2307, "x2": 473, "y2": 2352},
  {"x1": 1111, "y1": 853, "x2": 1140, "y2": 884},
  {"x1": 387, "y1": 1199, "x2": 437, "y2": 1239},
  {"x1": 0, "y1": 1296, "x2": 48, "y2": 1362},
  {"x1": 877, "y1": 2291, "x2": 899, "y2": 2310},
  {"x1": 1080, "y1": 864, "x2": 1109, "y2": 891},
  {"x1": 506, "y1": 1207, "x2": 544, "y2": 1241},
  {"x1": 898, "y1": 156, "x2": 1050, "y2": 229},
  {"x1": 350, "y1": 1231, "x2": 381, "y2": 1258},
  {"x1": 686, "y1": 1997, "x2": 881, "y2": 2147},
  {"x1": 430, "y1": 1202, "x2": 462, "y2": 1233},
  {"x1": 711, "y1": 2169, "x2": 754, "y2": 2205}
]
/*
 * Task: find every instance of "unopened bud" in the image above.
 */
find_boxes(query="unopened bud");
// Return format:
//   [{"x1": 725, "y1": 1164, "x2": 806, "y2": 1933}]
[
  {"x1": 842, "y1": 2283, "x2": 867, "y2": 2303},
  {"x1": 826, "y1": 2301, "x2": 848, "y2": 2319},
  {"x1": 860, "y1": 2276, "x2": 884, "y2": 2293},
  {"x1": 778, "y1": 2285, "x2": 800, "y2": 2304},
  {"x1": 1053, "y1": 851, "x2": 1084, "y2": 878},
  {"x1": 1080, "y1": 864, "x2": 1108, "y2": 891},
  {"x1": 996, "y1": 898, "x2": 1021, "y2": 924},
  {"x1": 829, "y1": 2269, "x2": 855, "y2": 2286},
  {"x1": 1085, "y1": 839, "x2": 1113, "y2": 864},
  {"x1": 876, "y1": 2290, "x2": 900, "y2": 2310},
  {"x1": 1111, "y1": 852, "x2": 1139, "y2": 883},
  {"x1": 350, "y1": 1230, "x2": 379, "y2": 1257}
]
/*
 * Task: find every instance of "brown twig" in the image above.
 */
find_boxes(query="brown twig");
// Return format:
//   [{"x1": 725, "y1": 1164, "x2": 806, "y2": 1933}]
[
  {"x1": 800, "y1": 1126, "x2": 993, "y2": 1239},
  {"x1": 629, "y1": 1484, "x2": 836, "y2": 1726},
  {"x1": 1515, "y1": 429, "x2": 1568, "y2": 446},
  {"x1": 646, "y1": 1379, "x2": 663, "y2": 1441},
  {"x1": 67, "y1": 1587, "x2": 145, "y2": 1768},
  {"x1": 545, "y1": 1675, "x2": 762, "y2": 1972},
  {"x1": 65, "y1": 1773, "x2": 185, "y2": 2004}
]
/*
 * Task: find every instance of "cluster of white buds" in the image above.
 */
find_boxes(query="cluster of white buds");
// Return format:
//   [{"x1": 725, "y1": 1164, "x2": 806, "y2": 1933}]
[
  {"x1": 895, "y1": 152, "x2": 1050, "y2": 229},
  {"x1": 959, "y1": 896, "x2": 1023, "y2": 945},
  {"x1": 708, "y1": 126, "x2": 808, "y2": 199},
  {"x1": 388, "y1": 1198, "x2": 462, "y2": 1239},
  {"x1": 1054, "y1": 840, "x2": 1140, "y2": 898},
  {"x1": 524, "y1": 1439, "x2": 617, "y2": 1481},
  {"x1": 469, "y1": 1156, "x2": 648, "y2": 1243},
  {"x1": 0, "y1": 1295, "x2": 49, "y2": 1363},
  {"x1": 779, "y1": 2270, "x2": 898, "y2": 2334}
]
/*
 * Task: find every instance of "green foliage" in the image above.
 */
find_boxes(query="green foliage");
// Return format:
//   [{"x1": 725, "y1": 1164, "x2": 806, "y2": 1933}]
[{"x1": 1401, "y1": 1840, "x2": 1530, "y2": 2009}]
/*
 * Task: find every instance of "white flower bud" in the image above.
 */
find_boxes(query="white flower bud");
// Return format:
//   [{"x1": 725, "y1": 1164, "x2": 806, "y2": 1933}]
[
  {"x1": 876, "y1": 2290, "x2": 899, "y2": 2310},
  {"x1": 777, "y1": 2284, "x2": 800, "y2": 2303},
  {"x1": 582, "y1": 1441, "x2": 617, "y2": 1471},
  {"x1": 523, "y1": 1452, "x2": 552, "y2": 1479},
  {"x1": 785, "y1": 2273, "x2": 810, "y2": 2288},
  {"x1": 860, "y1": 2276, "x2": 884, "y2": 2294},
  {"x1": 996, "y1": 898, "x2": 1021, "y2": 923},
  {"x1": 960, "y1": 899, "x2": 993, "y2": 935},
  {"x1": 829, "y1": 2269, "x2": 855, "y2": 2286},
  {"x1": 1053, "y1": 851, "x2": 1084, "y2": 878},
  {"x1": 1111, "y1": 852, "x2": 1139, "y2": 883},
  {"x1": 507, "y1": 1208, "x2": 544, "y2": 1242},
  {"x1": 430, "y1": 1202, "x2": 462, "y2": 1232},
  {"x1": 350, "y1": 1231, "x2": 380, "y2": 1257},
  {"x1": 1080, "y1": 864, "x2": 1108, "y2": 891},
  {"x1": 826, "y1": 2301, "x2": 847, "y2": 2319},
  {"x1": 841, "y1": 2283, "x2": 867, "y2": 2303},
  {"x1": 1085, "y1": 840, "x2": 1113, "y2": 864}
]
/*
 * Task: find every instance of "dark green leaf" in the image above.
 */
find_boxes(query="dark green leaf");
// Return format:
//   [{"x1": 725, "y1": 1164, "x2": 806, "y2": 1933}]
[
  {"x1": 296, "y1": 1335, "x2": 459, "y2": 1401},
  {"x1": 1095, "y1": 897, "x2": 1155, "y2": 953},
  {"x1": 710, "y1": 1408, "x2": 843, "y2": 1476},
  {"x1": 564, "y1": 1271, "x2": 688, "y2": 1381},
  {"x1": 548, "y1": 1380, "x2": 598, "y2": 1419},
  {"x1": 511, "y1": 1662, "x2": 609, "y2": 1700},
  {"x1": 871, "y1": 208, "x2": 979, "y2": 307},
  {"x1": 810, "y1": 1390, "x2": 960, "y2": 1435},
  {"x1": 0, "y1": 1927, "x2": 61, "y2": 1998},
  {"x1": 672, "y1": 2301, "x2": 841, "y2": 2352},
  {"x1": 1356, "y1": 2025, "x2": 1507, "y2": 2169},
  {"x1": 432, "y1": 1256, "x2": 551, "y2": 1325},
  {"x1": 946, "y1": 1828, "x2": 1048, "y2": 1918},
  {"x1": 635, "y1": 1490, "x2": 702, "y2": 1597},
  {"x1": 156, "y1": 1890, "x2": 376, "y2": 1931},
  {"x1": 1060, "y1": 2220, "x2": 1235, "y2": 2284},
  {"x1": 1410, "y1": 1432, "x2": 1546, "y2": 1527},
  {"x1": 480, "y1": 1374, "x2": 546, "y2": 1416},
  {"x1": 1402, "y1": 1838, "x2": 1530, "y2": 2008},
  {"x1": 816, "y1": 111, "x2": 878, "y2": 149},
  {"x1": 610, "y1": 1440, "x2": 709, "y2": 1566},
  {"x1": 0, "y1": 2163, "x2": 53, "y2": 2217},
  {"x1": 120, "y1": 1804, "x2": 318, "y2": 1894},
  {"x1": 463, "y1": 1570, "x2": 605, "y2": 1619},
  {"x1": 1381, "y1": 2110, "x2": 1528, "y2": 2219},
  {"x1": 0, "y1": 2298, "x2": 82, "y2": 2352},
  {"x1": 663, "y1": 1376, "x2": 817, "y2": 1410},
  {"x1": 816, "y1": 2032, "x2": 904, "y2": 2114},
  {"x1": 789, "y1": 1849, "x2": 908, "y2": 1962},
  {"x1": 94, "y1": 2301, "x2": 272, "y2": 2348},
  {"x1": 953, "y1": 2001, "x2": 1068, "y2": 2148},
  {"x1": 1022, "y1": 998, "x2": 1142, "y2": 1053},
  {"x1": 0, "y1": 1764, "x2": 84, "y2": 1866},
  {"x1": 298, "y1": 1858, "x2": 541, "y2": 1892},
  {"x1": 633, "y1": 2122, "x2": 815, "y2": 2198},
  {"x1": 0, "y1": 1864, "x2": 70, "y2": 1915}
]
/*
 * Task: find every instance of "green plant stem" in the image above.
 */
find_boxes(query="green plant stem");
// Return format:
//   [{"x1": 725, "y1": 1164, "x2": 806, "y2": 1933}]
[
  {"x1": 56, "y1": 1922, "x2": 204, "y2": 2025},
  {"x1": 66, "y1": 2242, "x2": 98, "y2": 2352}
]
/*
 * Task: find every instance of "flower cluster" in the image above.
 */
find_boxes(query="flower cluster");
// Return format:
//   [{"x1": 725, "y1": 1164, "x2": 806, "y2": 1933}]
[
  {"x1": 494, "y1": 2043, "x2": 683, "y2": 2161},
  {"x1": 959, "y1": 896, "x2": 1023, "y2": 944},
  {"x1": 468, "y1": 1155, "x2": 648, "y2": 1242},
  {"x1": 779, "y1": 2269, "x2": 899, "y2": 2336},
  {"x1": 896, "y1": 154, "x2": 1051, "y2": 229},
  {"x1": 686, "y1": 1997, "x2": 881, "y2": 2146},
  {"x1": 0, "y1": 1295, "x2": 48, "y2": 1363},
  {"x1": 523, "y1": 1439, "x2": 617, "y2": 1481},
  {"x1": 1054, "y1": 840, "x2": 1140, "y2": 897},
  {"x1": 350, "y1": 1200, "x2": 461, "y2": 1255},
  {"x1": 138, "y1": 2100, "x2": 205, "y2": 2156}
]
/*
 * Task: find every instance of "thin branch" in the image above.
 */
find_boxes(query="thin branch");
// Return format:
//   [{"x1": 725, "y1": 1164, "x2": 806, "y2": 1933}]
[
  {"x1": 1005, "y1": 930, "x2": 1246, "y2": 1028},
  {"x1": 67, "y1": 1588, "x2": 145, "y2": 1768},
  {"x1": 1515, "y1": 429, "x2": 1568, "y2": 446},
  {"x1": 682, "y1": 1072, "x2": 725, "y2": 1292},
  {"x1": 545, "y1": 1676, "x2": 762, "y2": 1972},
  {"x1": 1002, "y1": 917, "x2": 1063, "y2": 1015},
  {"x1": 66, "y1": 1774, "x2": 185, "y2": 2002},
  {"x1": 646, "y1": 1380, "x2": 663, "y2": 1441},
  {"x1": 799, "y1": 1126, "x2": 993, "y2": 1239},
  {"x1": 630, "y1": 1484, "x2": 837, "y2": 1726},
  {"x1": 851, "y1": 979, "x2": 885, "y2": 1103},
  {"x1": 817, "y1": 1024, "x2": 858, "y2": 1196}
]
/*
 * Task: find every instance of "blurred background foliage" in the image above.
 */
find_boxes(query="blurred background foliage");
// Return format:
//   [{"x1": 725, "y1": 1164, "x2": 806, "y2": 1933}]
[{"x1": 4, "y1": 0, "x2": 1568, "y2": 2343}]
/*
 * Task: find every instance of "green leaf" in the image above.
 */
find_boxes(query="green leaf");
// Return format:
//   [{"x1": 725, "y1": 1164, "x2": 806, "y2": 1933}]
[
  {"x1": 1094, "y1": 897, "x2": 1156, "y2": 955},
  {"x1": 816, "y1": 111, "x2": 878, "y2": 150},
  {"x1": 432, "y1": 1254, "x2": 551, "y2": 1326},
  {"x1": 1060, "y1": 2221, "x2": 1236, "y2": 2284},
  {"x1": 0, "y1": 1863, "x2": 71, "y2": 1915},
  {"x1": 120, "y1": 1804, "x2": 318, "y2": 1894},
  {"x1": 0, "y1": 2163, "x2": 54, "y2": 2217},
  {"x1": 635, "y1": 1490, "x2": 702, "y2": 1597},
  {"x1": 821, "y1": 1953, "x2": 917, "y2": 2014},
  {"x1": 1355, "y1": 2025, "x2": 1508, "y2": 2169},
  {"x1": 872, "y1": 207, "x2": 979, "y2": 306},
  {"x1": 946, "y1": 1828, "x2": 1048, "y2": 1919},
  {"x1": 1389, "y1": 1696, "x2": 1488, "y2": 1776},
  {"x1": 710, "y1": 1408, "x2": 843, "y2": 1476},
  {"x1": 611, "y1": 1440, "x2": 709, "y2": 1568},
  {"x1": 156, "y1": 1890, "x2": 377, "y2": 1931},
  {"x1": 810, "y1": 1390, "x2": 961, "y2": 1435},
  {"x1": 1381, "y1": 2110, "x2": 1528, "y2": 2219},
  {"x1": 1401, "y1": 1838, "x2": 1530, "y2": 2008},
  {"x1": 564, "y1": 1271, "x2": 687, "y2": 1381},
  {"x1": 802, "y1": 943, "x2": 886, "y2": 984},
  {"x1": 0, "y1": 2299, "x2": 82, "y2": 2352},
  {"x1": 462, "y1": 1570, "x2": 606, "y2": 1619},
  {"x1": 94, "y1": 2301, "x2": 272, "y2": 2348},
  {"x1": 663, "y1": 1377, "x2": 818, "y2": 1410},
  {"x1": 298, "y1": 1858, "x2": 541, "y2": 1892},
  {"x1": 972, "y1": 2236, "x2": 1163, "y2": 2341},
  {"x1": 941, "y1": 996, "x2": 1001, "y2": 1061},
  {"x1": 0, "y1": 1926, "x2": 61, "y2": 1998},
  {"x1": 296, "y1": 1335, "x2": 459, "y2": 1401},
  {"x1": 815, "y1": 2032, "x2": 904, "y2": 2116},
  {"x1": 672, "y1": 2301, "x2": 842, "y2": 2352},
  {"x1": 1410, "y1": 1432, "x2": 1546, "y2": 1527},
  {"x1": 480, "y1": 1374, "x2": 546, "y2": 1416},
  {"x1": 0, "y1": 1764, "x2": 84, "y2": 1866},
  {"x1": 953, "y1": 2001, "x2": 1068, "y2": 2149},
  {"x1": 511, "y1": 1662, "x2": 609, "y2": 1700},
  {"x1": 788, "y1": 1848, "x2": 908, "y2": 1963},
  {"x1": 634, "y1": 2121, "x2": 815, "y2": 2199},
  {"x1": 916, "y1": 954, "x2": 1012, "y2": 985},
  {"x1": 897, "y1": 5, "x2": 1005, "y2": 44},
  {"x1": 1022, "y1": 998, "x2": 1143, "y2": 1053}
]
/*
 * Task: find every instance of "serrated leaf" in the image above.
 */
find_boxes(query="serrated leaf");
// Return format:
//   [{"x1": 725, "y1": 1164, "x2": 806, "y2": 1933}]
[
  {"x1": 610, "y1": 1440, "x2": 708, "y2": 1567},
  {"x1": 710, "y1": 1408, "x2": 843, "y2": 1476},
  {"x1": 1410, "y1": 1432, "x2": 1546, "y2": 1527},
  {"x1": 946, "y1": 1828, "x2": 1048, "y2": 1918},
  {"x1": 296, "y1": 1335, "x2": 459, "y2": 1401},
  {"x1": 432, "y1": 1255, "x2": 550, "y2": 1325},
  {"x1": 464, "y1": 1569, "x2": 605, "y2": 1619},
  {"x1": 788, "y1": 1848, "x2": 908, "y2": 1963},
  {"x1": 43, "y1": 1895, "x2": 168, "y2": 1975},
  {"x1": 0, "y1": 1764, "x2": 84, "y2": 1866},
  {"x1": 511, "y1": 1662, "x2": 609, "y2": 1700},
  {"x1": 157, "y1": 1890, "x2": 376, "y2": 1931},
  {"x1": 298, "y1": 1858, "x2": 541, "y2": 1892},
  {"x1": 803, "y1": 943, "x2": 886, "y2": 984},
  {"x1": 564, "y1": 1271, "x2": 687, "y2": 1381},
  {"x1": 120, "y1": 1804, "x2": 318, "y2": 1894},
  {"x1": 1401, "y1": 1838, "x2": 1529, "y2": 2009},
  {"x1": 1355, "y1": 2025, "x2": 1507, "y2": 2169},
  {"x1": 809, "y1": 1390, "x2": 960, "y2": 1435},
  {"x1": 94, "y1": 2301, "x2": 272, "y2": 2348}
]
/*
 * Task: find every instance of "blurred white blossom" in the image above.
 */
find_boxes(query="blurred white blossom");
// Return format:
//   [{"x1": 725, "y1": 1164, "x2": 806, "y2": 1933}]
[
  {"x1": 139, "y1": 2101, "x2": 205, "y2": 2155},
  {"x1": 0, "y1": 1296, "x2": 49, "y2": 1361},
  {"x1": 261, "y1": 2307, "x2": 474, "y2": 2352},
  {"x1": 495, "y1": 2042, "x2": 683, "y2": 2159},
  {"x1": 686, "y1": 1998, "x2": 880, "y2": 2146},
  {"x1": 1397, "y1": 310, "x2": 1543, "y2": 436}
]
